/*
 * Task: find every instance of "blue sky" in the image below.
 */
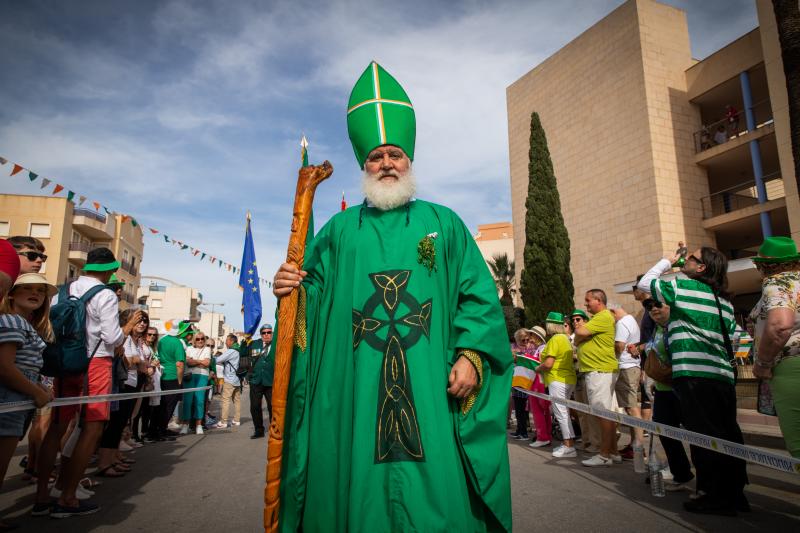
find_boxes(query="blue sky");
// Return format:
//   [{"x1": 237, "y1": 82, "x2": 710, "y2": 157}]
[{"x1": 0, "y1": 0, "x2": 757, "y2": 329}]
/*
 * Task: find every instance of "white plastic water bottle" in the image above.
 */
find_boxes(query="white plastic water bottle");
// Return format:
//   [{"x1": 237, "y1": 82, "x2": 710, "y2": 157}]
[
  {"x1": 649, "y1": 453, "x2": 665, "y2": 497},
  {"x1": 633, "y1": 444, "x2": 646, "y2": 473}
]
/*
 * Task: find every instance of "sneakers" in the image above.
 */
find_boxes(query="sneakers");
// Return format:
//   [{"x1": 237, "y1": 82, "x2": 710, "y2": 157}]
[
  {"x1": 581, "y1": 454, "x2": 613, "y2": 467},
  {"x1": 610, "y1": 454, "x2": 623, "y2": 464},
  {"x1": 195, "y1": 425, "x2": 204, "y2": 435},
  {"x1": 179, "y1": 425, "x2": 189, "y2": 435},
  {"x1": 50, "y1": 484, "x2": 94, "y2": 500},
  {"x1": 31, "y1": 502, "x2": 51, "y2": 517},
  {"x1": 167, "y1": 421, "x2": 181, "y2": 431},
  {"x1": 665, "y1": 480, "x2": 692, "y2": 492},
  {"x1": 529, "y1": 440, "x2": 551, "y2": 448},
  {"x1": 231, "y1": 421, "x2": 241, "y2": 426},
  {"x1": 552, "y1": 445, "x2": 577, "y2": 458},
  {"x1": 50, "y1": 501, "x2": 100, "y2": 519},
  {"x1": 118, "y1": 440, "x2": 133, "y2": 452},
  {"x1": 214, "y1": 421, "x2": 229, "y2": 429}
]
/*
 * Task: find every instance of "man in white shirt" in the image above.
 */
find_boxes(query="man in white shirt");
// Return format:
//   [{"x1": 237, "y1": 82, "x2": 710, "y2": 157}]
[
  {"x1": 34, "y1": 247, "x2": 142, "y2": 519},
  {"x1": 609, "y1": 303, "x2": 644, "y2": 459}
]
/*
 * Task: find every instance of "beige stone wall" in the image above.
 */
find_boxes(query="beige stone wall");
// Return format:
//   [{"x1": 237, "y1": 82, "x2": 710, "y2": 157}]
[
  {"x1": 756, "y1": 0, "x2": 800, "y2": 242},
  {"x1": 507, "y1": 0, "x2": 709, "y2": 310},
  {"x1": 685, "y1": 30, "x2": 764, "y2": 100},
  {"x1": 0, "y1": 194, "x2": 71, "y2": 285}
]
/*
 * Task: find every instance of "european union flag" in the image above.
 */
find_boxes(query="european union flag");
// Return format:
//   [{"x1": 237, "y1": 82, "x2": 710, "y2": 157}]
[{"x1": 238, "y1": 213, "x2": 262, "y2": 338}]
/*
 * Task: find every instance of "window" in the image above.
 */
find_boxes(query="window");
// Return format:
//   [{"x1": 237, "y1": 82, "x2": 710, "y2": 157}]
[
  {"x1": 123, "y1": 249, "x2": 129, "y2": 261},
  {"x1": 71, "y1": 231, "x2": 80, "y2": 243},
  {"x1": 0, "y1": 221, "x2": 8, "y2": 237},
  {"x1": 29, "y1": 223, "x2": 51, "y2": 238},
  {"x1": 69, "y1": 265, "x2": 76, "y2": 279},
  {"x1": 151, "y1": 299, "x2": 163, "y2": 308}
]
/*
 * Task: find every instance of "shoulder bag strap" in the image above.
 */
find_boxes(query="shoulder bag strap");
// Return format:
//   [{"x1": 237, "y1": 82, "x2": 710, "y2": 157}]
[{"x1": 712, "y1": 292, "x2": 735, "y2": 362}]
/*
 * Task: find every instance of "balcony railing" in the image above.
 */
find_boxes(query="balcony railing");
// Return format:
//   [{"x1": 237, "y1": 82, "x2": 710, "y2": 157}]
[
  {"x1": 73, "y1": 207, "x2": 107, "y2": 224},
  {"x1": 69, "y1": 242, "x2": 91, "y2": 252},
  {"x1": 120, "y1": 260, "x2": 138, "y2": 276},
  {"x1": 700, "y1": 172, "x2": 784, "y2": 219},
  {"x1": 693, "y1": 100, "x2": 773, "y2": 153},
  {"x1": 122, "y1": 292, "x2": 136, "y2": 304}
]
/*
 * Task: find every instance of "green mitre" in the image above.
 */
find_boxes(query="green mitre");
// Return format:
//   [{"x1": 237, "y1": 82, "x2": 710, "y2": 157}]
[{"x1": 347, "y1": 61, "x2": 416, "y2": 168}]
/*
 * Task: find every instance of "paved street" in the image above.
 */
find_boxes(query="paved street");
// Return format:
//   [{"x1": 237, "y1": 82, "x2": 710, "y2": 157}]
[{"x1": 1, "y1": 392, "x2": 798, "y2": 532}]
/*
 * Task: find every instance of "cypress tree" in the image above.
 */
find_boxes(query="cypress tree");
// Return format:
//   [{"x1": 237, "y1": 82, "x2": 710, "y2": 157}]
[{"x1": 519, "y1": 112, "x2": 575, "y2": 326}]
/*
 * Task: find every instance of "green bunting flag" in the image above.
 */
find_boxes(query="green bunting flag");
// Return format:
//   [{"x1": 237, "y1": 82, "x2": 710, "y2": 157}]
[
  {"x1": 201, "y1": 253, "x2": 206, "y2": 260},
  {"x1": 131, "y1": 218, "x2": 139, "y2": 227},
  {"x1": 28, "y1": 172, "x2": 38, "y2": 181},
  {"x1": 164, "y1": 235, "x2": 169, "y2": 243},
  {"x1": 67, "y1": 191, "x2": 75, "y2": 202}
]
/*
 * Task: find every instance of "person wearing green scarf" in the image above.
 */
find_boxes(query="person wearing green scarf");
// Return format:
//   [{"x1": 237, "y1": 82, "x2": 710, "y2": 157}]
[{"x1": 272, "y1": 62, "x2": 512, "y2": 532}]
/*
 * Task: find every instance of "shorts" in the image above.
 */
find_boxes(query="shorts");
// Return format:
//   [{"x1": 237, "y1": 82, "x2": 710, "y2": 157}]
[
  {"x1": 615, "y1": 367, "x2": 642, "y2": 409},
  {"x1": 54, "y1": 357, "x2": 113, "y2": 424},
  {"x1": 0, "y1": 368, "x2": 38, "y2": 437},
  {"x1": 585, "y1": 371, "x2": 619, "y2": 410}
]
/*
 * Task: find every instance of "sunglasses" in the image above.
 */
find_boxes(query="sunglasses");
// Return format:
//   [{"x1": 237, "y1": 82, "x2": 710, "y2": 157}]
[
  {"x1": 686, "y1": 254, "x2": 703, "y2": 265},
  {"x1": 18, "y1": 251, "x2": 47, "y2": 262},
  {"x1": 146, "y1": 333, "x2": 156, "y2": 337},
  {"x1": 643, "y1": 299, "x2": 663, "y2": 311},
  {"x1": 261, "y1": 331, "x2": 273, "y2": 335},
  {"x1": 571, "y1": 317, "x2": 584, "y2": 322}
]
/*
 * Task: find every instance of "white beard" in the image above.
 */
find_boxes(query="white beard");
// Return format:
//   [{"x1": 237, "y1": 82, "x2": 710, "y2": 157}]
[{"x1": 361, "y1": 167, "x2": 417, "y2": 211}]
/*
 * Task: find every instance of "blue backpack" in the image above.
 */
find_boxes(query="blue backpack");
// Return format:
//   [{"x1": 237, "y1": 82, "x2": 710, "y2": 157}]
[{"x1": 41, "y1": 283, "x2": 112, "y2": 377}]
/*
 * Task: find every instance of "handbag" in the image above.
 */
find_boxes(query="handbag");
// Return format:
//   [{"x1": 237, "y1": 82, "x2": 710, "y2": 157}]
[
  {"x1": 643, "y1": 347, "x2": 672, "y2": 385},
  {"x1": 113, "y1": 355, "x2": 129, "y2": 385}
]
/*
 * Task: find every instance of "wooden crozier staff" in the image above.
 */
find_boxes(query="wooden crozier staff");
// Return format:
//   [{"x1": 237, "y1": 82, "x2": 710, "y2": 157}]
[{"x1": 264, "y1": 161, "x2": 333, "y2": 532}]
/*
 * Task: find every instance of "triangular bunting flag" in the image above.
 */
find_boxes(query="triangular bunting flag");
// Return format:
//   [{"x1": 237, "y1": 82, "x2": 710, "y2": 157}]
[
  {"x1": 103, "y1": 207, "x2": 111, "y2": 214},
  {"x1": 131, "y1": 218, "x2": 139, "y2": 227},
  {"x1": 67, "y1": 191, "x2": 75, "y2": 202},
  {"x1": 193, "y1": 250, "x2": 200, "y2": 256},
  {"x1": 219, "y1": 262, "x2": 222, "y2": 268},
  {"x1": 79, "y1": 195, "x2": 87, "y2": 205},
  {"x1": 11, "y1": 164, "x2": 24, "y2": 176},
  {"x1": 28, "y1": 172, "x2": 38, "y2": 181},
  {"x1": 121, "y1": 215, "x2": 131, "y2": 224},
  {"x1": 201, "y1": 253, "x2": 206, "y2": 260},
  {"x1": 92, "y1": 201, "x2": 101, "y2": 211},
  {"x1": 0, "y1": 157, "x2": 7, "y2": 165},
  {"x1": 164, "y1": 235, "x2": 169, "y2": 242},
  {"x1": 53, "y1": 184, "x2": 64, "y2": 195},
  {"x1": 181, "y1": 245, "x2": 188, "y2": 250},
  {"x1": 149, "y1": 228, "x2": 159, "y2": 234}
]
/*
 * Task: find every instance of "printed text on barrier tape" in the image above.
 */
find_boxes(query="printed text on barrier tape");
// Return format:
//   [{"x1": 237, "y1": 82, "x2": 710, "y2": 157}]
[
  {"x1": 0, "y1": 386, "x2": 212, "y2": 415},
  {"x1": 514, "y1": 387, "x2": 800, "y2": 475}
]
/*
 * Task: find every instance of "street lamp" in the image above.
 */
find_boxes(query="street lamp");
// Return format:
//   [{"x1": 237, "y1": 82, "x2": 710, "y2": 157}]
[{"x1": 199, "y1": 302, "x2": 225, "y2": 348}]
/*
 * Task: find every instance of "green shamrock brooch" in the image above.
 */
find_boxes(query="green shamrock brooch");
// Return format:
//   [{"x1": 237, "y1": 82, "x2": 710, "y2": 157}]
[{"x1": 417, "y1": 232, "x2": 438, "y2": 273}]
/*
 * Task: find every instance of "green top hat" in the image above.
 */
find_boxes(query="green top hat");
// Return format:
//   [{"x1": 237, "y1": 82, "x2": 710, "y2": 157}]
[
  {"x1": 545, "y1": 311, "x2": 564, "y2": 324},
  {"x1": 347, "y1": 62, "x2": 416, "y2": 168},
  {"x1": 752, "y1": 236, "x2": 800, "y2": 264},
  {"x1": 570, "y1": 309, "x2": 589, "y2": 320},
  {"x1": 107, "y1": 274, "x2": 125, "y2": 287},
  {"x1": 175, "y1": 320, "x2": 194, "y2": 339}
]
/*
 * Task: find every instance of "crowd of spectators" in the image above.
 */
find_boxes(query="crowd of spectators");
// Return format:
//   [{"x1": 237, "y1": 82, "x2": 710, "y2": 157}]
[
  {"x1": 510, "y1": 239, "x2": 800, "y2": 517},
  {"x1": 0, "y1": 237, "x2": 275, "y2": 525}
]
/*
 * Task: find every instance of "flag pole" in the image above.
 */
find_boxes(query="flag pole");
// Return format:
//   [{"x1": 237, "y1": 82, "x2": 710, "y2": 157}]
[{"x1": 264, "y1": 160, "x2": 333, "y2": 532}]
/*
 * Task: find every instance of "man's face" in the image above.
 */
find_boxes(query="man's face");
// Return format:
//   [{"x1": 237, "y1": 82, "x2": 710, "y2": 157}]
[
  {"x1": 17, "y1": 246, "x2": 45, "y2": 274},
  {"x1": 364, "y1": 145, "x2": 410, "y2": 180},
  {"x1": 226, "y1": 337, "x2": 234, "y2": 348},
  {"x1": 681, "y1": 248, "x2": 706, "y2": 278},
  {"x1": 584, "y1": 293, "x2": 604, "y2": 314},
  {"x1": 632, "y1": 287, "x2": 647, "y2": 302},
  {"x1": 261, "y1": 329, "x2": 273, "y2": 345}
]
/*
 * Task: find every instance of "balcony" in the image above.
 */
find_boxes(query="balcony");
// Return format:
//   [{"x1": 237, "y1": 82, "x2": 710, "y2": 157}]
[
  {"x1": 700, "y1": 172, "x2": 784, "y2": 220},
  {"x1": 693, "y1": 100, "x2": 773, "y2": 155},
  {"x1": 67, "y1": 241, "x2": 92, "y2": 264},
  {"x1": 72, "y1": 207, "x2": 115, "y2": 240}
]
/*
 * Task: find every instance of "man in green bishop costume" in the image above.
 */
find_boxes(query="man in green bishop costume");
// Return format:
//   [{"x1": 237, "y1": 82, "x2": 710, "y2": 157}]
[{"x1": 272, "y1": 61, "x2": 513, "y2": 532}]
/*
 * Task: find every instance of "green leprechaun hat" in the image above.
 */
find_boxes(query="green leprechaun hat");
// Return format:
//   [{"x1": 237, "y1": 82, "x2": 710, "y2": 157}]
[
  {"x1": 752, "y1": 236, "x2": 800, "y2": 264},
  {"x1": 546, "y1": 311, "x2": 564, "y2": 324},
  {"x1": 108, "y1": 274, "x2": 125, "y2": 287},
  {"x1": 347, "y1": 61, "x2": 416, "y2": 168}
]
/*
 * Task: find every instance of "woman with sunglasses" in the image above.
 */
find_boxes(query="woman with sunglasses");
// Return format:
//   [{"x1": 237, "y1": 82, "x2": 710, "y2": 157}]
[
  {"x1": 95, "y1": 309, "x2": 149, "y2": 477},
  {"x1": 180, "y1": 332, "x2": 211, "y2": 435},
  {"x1": 0, "y1": 273, "x2": 55, "y2": 530},
  {"x1": 570, "y1": 309, "x2": 600, "y2": 453},
  {"x1": 133, "y1": 327, "x2": 160, "y2": 443}
]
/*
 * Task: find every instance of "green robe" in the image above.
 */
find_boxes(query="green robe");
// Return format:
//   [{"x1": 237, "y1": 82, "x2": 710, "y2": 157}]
[{"x1": 277, "y1": 199, "x2": 513, "y2": 532}]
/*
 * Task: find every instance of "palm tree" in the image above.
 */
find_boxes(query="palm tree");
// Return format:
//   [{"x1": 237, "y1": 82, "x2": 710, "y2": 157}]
[
  {"x1": 487, "y1": 253, "x2": 516, "y2": 306},
  {"x1": 772, "y1": 1, "x2": 800, "y2": 194}
]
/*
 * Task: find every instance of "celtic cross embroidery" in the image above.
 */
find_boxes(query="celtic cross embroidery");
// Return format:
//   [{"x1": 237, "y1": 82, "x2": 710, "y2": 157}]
[{"x1": 352, "y1": 270, "x2": 432, "y2": 463}]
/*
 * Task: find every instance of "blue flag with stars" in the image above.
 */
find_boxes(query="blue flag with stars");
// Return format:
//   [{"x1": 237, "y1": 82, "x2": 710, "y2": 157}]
[{"x1": 238, "y1": 214, "x2": 262, "y2": 338}]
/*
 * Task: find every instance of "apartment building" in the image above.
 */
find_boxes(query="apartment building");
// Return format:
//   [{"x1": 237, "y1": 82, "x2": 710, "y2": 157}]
[
  {"x1": 474, "y1": 222, "x2": 520, "y2": 306},
  {"x1": 136, "y1": 280, "x2": 202, "y2": 333},
  {"x1": 507, "y1": 0, "x2": 796, "y2": 319},
  {"x1": 0, "y1": 193, "x2": 144, "y2": 308}
]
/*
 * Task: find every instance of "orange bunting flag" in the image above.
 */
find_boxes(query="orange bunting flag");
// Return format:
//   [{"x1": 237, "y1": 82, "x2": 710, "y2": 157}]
[
  {"x1": 10, "y1": 164, "x2": 23, "y2": 176},
  {"x1": 52, "y1": 184, "x2": 64, "y2": 195},
  {"x1": 92, "y1": 201, "x2": 101, "y2": 211},
  {"x1": 149, "y1": 228, "x2": 159, "y2": 234},
  {"x1": 121, "y1": 215, "x2": 131, "y2": 224}
]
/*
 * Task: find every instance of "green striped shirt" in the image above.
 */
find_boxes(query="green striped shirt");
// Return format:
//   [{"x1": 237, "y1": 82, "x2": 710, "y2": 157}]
[{"x1": 650, "y1": 278, "x2": 735, "y2": 384}]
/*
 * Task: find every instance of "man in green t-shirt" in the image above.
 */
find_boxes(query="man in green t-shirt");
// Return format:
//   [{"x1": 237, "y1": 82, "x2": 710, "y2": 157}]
[
  {"x1": 156, "y1": 321, "x2": 193, "y2": 438},
  {"x1": 573, "y1": 289, "x2": 619, "y2": 467}
]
